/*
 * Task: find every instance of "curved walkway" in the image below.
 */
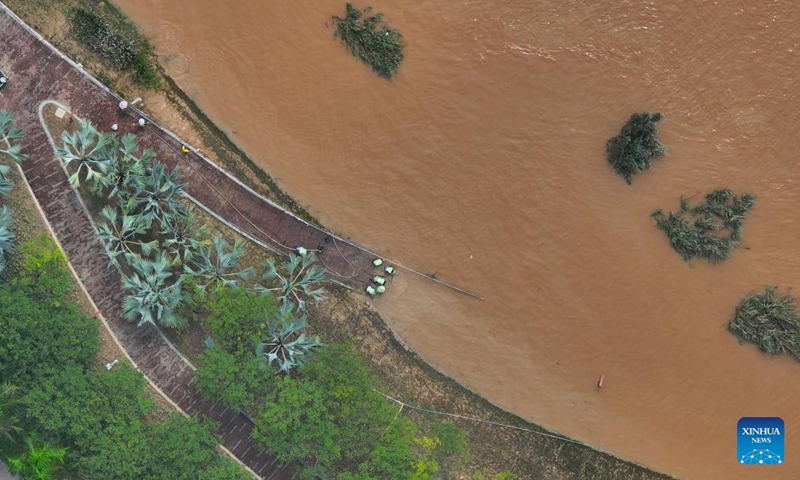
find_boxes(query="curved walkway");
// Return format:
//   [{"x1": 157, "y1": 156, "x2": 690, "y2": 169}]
[
  {"x1": 0, "y1": 5, "x2": 304, "y2": 479},
  {"x1": 0, "y1": 11, "x2": 379, "y2": 292}
]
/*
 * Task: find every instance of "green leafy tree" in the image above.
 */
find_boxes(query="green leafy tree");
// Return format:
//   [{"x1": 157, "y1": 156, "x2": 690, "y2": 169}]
[
  {"x1": 338, "y1": 417, "x2": 417, "y2": 480},
  {"x1": 121, "y1": 253, "x2": 184, "y2": 328},
  {"x1": 22, "y1": 363, "x2": 247, "y2": 480},
  {"x1": 203, "y1": 286, "x2": 275, "y2": 353},
  {"x1": 253, "y1": 345, "x2": 401, "y2": 478},
  {"x1": 255, "y1": 252, "x2": 325, "y2": 310},
  {"x1": 143, "y1": 415, "x2": 241, "y2": 480},
  {"x1": 7, "y1": 437, "x2": 67, "y2": 480},
  {"x1": 729, "y1": 287, "x2": 800, "y2": 359},
  {"x1": 194, "y1": 346, "x2": 277, "y2": 411},
  {"x1": 410, "y1": 436, "x2": 440, "y2": 480},
  {"x1": 96, "y1": 205, "x2": 159, "y2": 267},
  {"x1": 22, "y1": 364, "x2": 151, "y2": 449},
  {"x1": 0, "y1": 110, "x2": 28, "y2": 163},
  {"x1": 256, "y1": 301, "x2": 321, "y2": 373},
  {"x1": 606, "y1": 112, "x2": 666, "y2": 184},
  {"x1": 55, "y1": 121, "x2": 114, "y2": 188},
  {"x1": 70, "y1": 413, "x2": 234, "y2": 480},
  {"x1": 0, "y1": 382, "x2": 22, "y2": 442},
  {"x1": 184, "y1": 236, "x2": 254, "y2": 291},
  {"x1": 431, "y1": 422, "x2": 470, "y2": 471},
  {"x1": 13, "y1": 234, "x2": 73, "y2": 304},
  {"x1": 0, "y1": 285, "x2": 98, "y2": 387}
]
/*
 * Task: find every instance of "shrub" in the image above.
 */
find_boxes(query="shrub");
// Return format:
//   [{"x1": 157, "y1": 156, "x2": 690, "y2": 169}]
[
  {"x1": 133, "y1": 52, "x2": 160, "y2": 89},
  {"x1": 67, "y1": 7, "x2": 160, "y2": 88},
  {"x1": 432, "y1": 422, "x2": 470, "y2": 469},
  {"x1": 252, "y1": 345, "x2": 404, "y2": 478},
  {"x1": 204, "y1": 287, "x2": 275, "y2": 353},
  {"x1": 411, "y1": 436, "x2": 440, "y2": 480},
  {"x1": 652, "y1": 188, "x2": 755, "y2": 264},
  {"x1": 606, "y1": 112, "x2": 666, "y2": 184},
  {"x1": 339, "y1": 417, "x2": 417, "y2": 480},
  {"x1": 332, "y1": 3, "x2": 404, "y2": 79},
  {"x1": 0, "y1": 284, "x2": 98, "y2": 386},
  {"x1": 729, "y1": 287, "x2": 800, "y2": 359},
  {"x1": 22, "y1": 364, "x2": 152, "y2": 448},
  {"x1": 13, "y1": 234, "x2": 72, "y2": 303},
  {"x1": 68, "y1": 7, "x2": 137, "y2": 70},
  {"x1": 143, "y1": 415, "x2": 242, "y2": 480},
  {"x1": 194, "y1": 346, "x2": 276, "y2": 411}
]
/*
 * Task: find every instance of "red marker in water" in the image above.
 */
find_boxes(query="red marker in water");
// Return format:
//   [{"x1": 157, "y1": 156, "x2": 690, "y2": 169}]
[{"x1": 597, "y1": 374, "x2": 605, "y2": 389}]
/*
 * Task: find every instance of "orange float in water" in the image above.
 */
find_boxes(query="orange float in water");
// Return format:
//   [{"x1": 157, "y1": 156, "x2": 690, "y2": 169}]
[{"x1": 597, "y1": 374, "x2": 605, "y2": 389}]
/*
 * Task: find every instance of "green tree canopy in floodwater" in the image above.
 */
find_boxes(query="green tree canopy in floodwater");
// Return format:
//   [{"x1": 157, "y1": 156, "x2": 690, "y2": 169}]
[
  {"x1": 332, "y1": 3, "x2": 404, "y2": 79},
  {"x1": 606, "y1": 112, "x2": 666, "y2": 184},
  {"x1": 729, "y1": 287, "x2": 800, "y2": 360},
  {"x1": 652, "y1": 188, "x2": 754, "y2": 264}
]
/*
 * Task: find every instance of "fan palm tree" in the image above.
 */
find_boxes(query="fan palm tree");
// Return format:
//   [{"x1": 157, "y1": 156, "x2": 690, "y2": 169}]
[
  {"x1": 126, "y1": 160, "x2": 187, "y2": 228},
  {"x1": 0, "y1": 382, "x2": 21, "y2": 443},
  {"x1": 96, "y1": 205, "x2": 159, "y2": 267},
  {"x1": 0, "y1": 166, "x2": 13, "y2": 198},
  {"x1": 121, "y1": 252, "x2": 184, "y2": 328},
  {"x1": 0, "y1": 206, "x2": 14, "y2": 275},
  {"x1": 254, "y1": 252, "x2": 325, "y2": 310},
  {"x1": 55, "y1": 121, "x2": 114, "y2": 188},
  {"x1": 256, "y1": 301, "x2": 321, "y2": 373},
  {"x1": 0, "y1": 110, "x2": 27, "y2": 164},
  {"x1": 160, "y1": 205, "x2": 208, "y2": 266},
  {"x1": 7, "y1": 436, "x2": 67, "y2": 480},
  {"x1": 102, "y1": 133, "x2": 151, "y2": 199},
  {"x1": 183, "y1": 235, "x2": 254, "y2": 291}
]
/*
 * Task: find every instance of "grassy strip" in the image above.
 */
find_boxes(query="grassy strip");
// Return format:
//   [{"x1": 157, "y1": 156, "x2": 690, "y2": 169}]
[
  {"x1": 652, "y1": 188, "x2": 754, "y2": 264},
  {"x1": 607, "y1": 112, "x2": 666, "y2": 184},
  {"x1": 333, "y1": 3, "x2": 404, "y2": 79},
  {"x1": 730, "y1": 287, "x2": 800, "y2": 360}
]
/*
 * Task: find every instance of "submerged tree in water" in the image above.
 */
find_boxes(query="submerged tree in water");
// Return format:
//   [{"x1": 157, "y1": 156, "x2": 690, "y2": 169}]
[
  {"x1": 729, "y1": 287, "x2": 800, "y2": 360},
  {"x1": 332, "y1": 3, "x2": 404, "y2": 79},
  {"x1": 652, "y1": 188, "x2": 754, "y2": 264},
  {"x1": 606, "y1": 112, "x2": 666, "y2": 184}
]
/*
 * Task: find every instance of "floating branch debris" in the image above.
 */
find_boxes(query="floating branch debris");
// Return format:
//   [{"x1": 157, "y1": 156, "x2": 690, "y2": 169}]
[
  {"x1": 332, "y1": 3, "x2": 404, "y2": 79},
  {"x1": 606, "y1": 112, "x2": 666, "y2": 184},
  {"x1": 729, "y1": 287, "x2": 800, "y2": 360},
  {"x1": 652, "y1": 188, "x2": 755, "y2": 264}
]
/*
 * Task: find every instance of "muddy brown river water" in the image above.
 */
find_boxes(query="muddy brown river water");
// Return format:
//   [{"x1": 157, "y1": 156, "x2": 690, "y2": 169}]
[{"x1": 113, "y1": 0, "x2": 800, "y2": 477}]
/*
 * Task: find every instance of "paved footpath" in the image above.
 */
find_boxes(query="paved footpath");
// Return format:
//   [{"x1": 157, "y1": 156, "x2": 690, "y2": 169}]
[{"x1": 0, "y1": 4, "x2": 393, "y2": 478}]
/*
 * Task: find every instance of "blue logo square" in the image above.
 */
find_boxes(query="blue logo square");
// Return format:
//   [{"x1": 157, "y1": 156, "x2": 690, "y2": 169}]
[{"x1": 738, "y1": 417, "x2": 784, "y2": 465}]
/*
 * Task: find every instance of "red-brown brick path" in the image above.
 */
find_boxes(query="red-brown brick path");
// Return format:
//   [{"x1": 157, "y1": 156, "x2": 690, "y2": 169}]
[{"x1": 0, "y1": 3, "x2": 412, "y2": 478}]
